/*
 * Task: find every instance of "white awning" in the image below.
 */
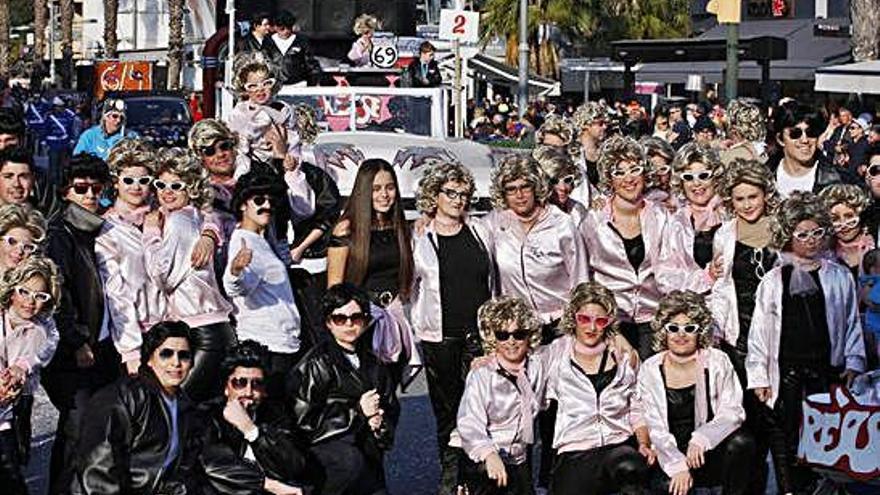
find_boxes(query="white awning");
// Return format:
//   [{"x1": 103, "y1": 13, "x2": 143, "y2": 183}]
[{"x1": 815, "y1": 60, "x2": 880, "y2": 94}]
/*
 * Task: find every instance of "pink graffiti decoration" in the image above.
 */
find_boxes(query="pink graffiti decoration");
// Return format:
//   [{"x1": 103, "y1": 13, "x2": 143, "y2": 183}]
[{"x1": 317, "y1": 78, "x2": 394, "y2": 132}]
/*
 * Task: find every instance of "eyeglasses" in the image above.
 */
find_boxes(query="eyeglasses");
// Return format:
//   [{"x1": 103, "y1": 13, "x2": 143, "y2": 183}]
[
  {"x1": 867, "y1": 165, "x2": 880, "y2": 178},
  {"x1": 440, "y1": 188, "x2": 470, "y2": 201},
  {"x1": 328, "y1": 312, "x2": 370, "y2": 326},
  {"x1": 244, "y1": 78, "x2": 277, "y2": 91},
  {"x1": 793, "y1": 227, "x2": 827, "y2": 242},
  {"x1": 14, "y1": 286, "x2": 51, "y2": 303},
  {"x1": 664, "y1": 323, "x2": 701, "y2": 334},
  {"x1": 833, "y1": 216, "x2": 860, "y2": 232},
  {"x1": 229, "y1": 376, "x2": 266, "y2": 391},
  {"x1": 503, "y1": 183, "x2": 534, "y2": 196},
  {"x1": 68, "y1": 183, "x2": 104, "y2": 195},
  {"x1": 493, "y1": 329, "x2": 531, "y2": 342},
  {"x1": 120, "y1": 175, "x2": 153, "y2": 186},
  {"x1": 610, "y1": 166, "x2": 644, "y2": 178},
  {"x1": 786, "y1": 127, "x2": 821, "y2": 140},
  {"x1": 157, "y1": 348, "x2": 193, "y2": 362},
  {"x1": 751, "y1": 248, "x2": 767, "y2": 280},
  {"x1": 153, "y1": 180, "x2": 186, "y2": 192},
  {"x1": 680, "y1": 170, "x2": 713, "y2": 182},
  {"x1": 574, "y1": 313, "x2": 612, "y2": 329},
  {"x1": 104, "y1": 113, "x2": 123, "y2": 121},
  {"x1": 250, "y1": 195, "x2": 270, "y2": 207},
  {"x1": 654, "y1": 165, "x2": 672, "y2": 176},
  {"x1": 550, "y1": 175, "x2": 577, "y2": 187},
  {"x1": 200, "y1": 140, "x2": 235, "y2": 158},
  {"x1": 1, "y1": 236, "x2": 38, "y2": 254}
]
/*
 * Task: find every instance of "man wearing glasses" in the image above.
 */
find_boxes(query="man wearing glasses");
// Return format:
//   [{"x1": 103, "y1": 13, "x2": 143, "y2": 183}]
[
  {"x1": 771, "y1": 103, "x2": 846, "y2": 198},
  {"x1": 73, "y1": 98, "x2": 138, "y2": 160}
]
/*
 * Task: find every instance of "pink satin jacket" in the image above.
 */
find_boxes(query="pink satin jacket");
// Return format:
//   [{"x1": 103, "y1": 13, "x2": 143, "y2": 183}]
[{"x1": 655, "y1": 207, "x2": 716, "y2": 295}]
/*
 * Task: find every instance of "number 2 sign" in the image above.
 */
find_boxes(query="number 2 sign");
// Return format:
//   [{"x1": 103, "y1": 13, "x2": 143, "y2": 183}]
[{"x1": 439, "y1": 9, "x2": 480, "y2": 43}]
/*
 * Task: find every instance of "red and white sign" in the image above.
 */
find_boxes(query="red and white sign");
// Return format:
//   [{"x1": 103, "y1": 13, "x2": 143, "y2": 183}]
[
  {"x1": 94, "y1": 61, "x2": 152, "y2": 100},
  {"x1": 439, "y1": 9, "x2": 480, "y2": 44}
]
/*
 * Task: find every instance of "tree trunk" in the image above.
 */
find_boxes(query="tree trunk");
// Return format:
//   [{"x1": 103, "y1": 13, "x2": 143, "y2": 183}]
[
  {"x1": 0, "y1": 0, "x2": 7, "y2": 78},
  {"x1": 851, "y1": 0, "x2": 880, "y2": 61},
  {"x1": 60, "y1": 0, "x2": 73, "y2": 87},
  {"x1": 166, "y1": 0, "x2": 184, "y2": 90},
  {"x1": 34, "y1": 0, "x2": 47, "y2": 61},
  {"x1": 104, "y1": 0, "x2": 119, "y2": 58}
]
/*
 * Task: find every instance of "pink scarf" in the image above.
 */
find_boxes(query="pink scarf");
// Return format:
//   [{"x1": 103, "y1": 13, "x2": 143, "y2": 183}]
[
  {"x1": 107, "y1": 203, "x2": 152, "y2": 228},
  {"x1": 494, "y1": 354, "x2": 536, "y2": 444},
  {"x1": 573, "y1": 339, "x2": 607, "y2": 357},
  {"x1": 835, "y1": 232, "x2": 874, "y2": 260},
  {"x1": 687, "y1": 195, "x2": 723, "y2": 232}
]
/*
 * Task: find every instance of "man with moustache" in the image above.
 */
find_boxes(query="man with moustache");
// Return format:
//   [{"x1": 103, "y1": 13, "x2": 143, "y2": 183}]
[{"x1": 771, "y1": 104, "x2": 846, "y2": 197}]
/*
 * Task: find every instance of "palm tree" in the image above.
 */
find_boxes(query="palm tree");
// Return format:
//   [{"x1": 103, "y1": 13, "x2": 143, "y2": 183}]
[
  {"x1": 59, "y1": 0, "x2": 73, "y2": 87},
  {"x1": 851, "y1": 0, "x2": 880, "y2": 61},
  {"x1": 166, "y1": 0, "x2": 184, "y2": 90},
  {"x1": 0, "y1": 0, "x2": 8, "y2": 77},
  {"x1": 34, "y1": 0, "x2": 47, "y2": 63},
  {"x1": 104, "y1": 0, "x2": 119, "y2": 58}
]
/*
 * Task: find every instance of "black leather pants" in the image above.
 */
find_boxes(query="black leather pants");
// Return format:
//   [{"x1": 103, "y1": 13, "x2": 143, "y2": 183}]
[
  {"x1": 551, "y1": 439, "x2": 649, "y2": 495},
  {"x1": 0, "y1": 430, "x2": 26, "y2": 494},
  {"x1": 619, "y1": 322, "x2": 655, "y2": 361},
  {"x1": 690, "y1": 429, "x2": 756, "y2": 495},
  {"x1": 460, "y1": 458, "x2": 534, "y2": 495},
  {"x1": 182, "y1": 321, "x2": 236, "y2": 403}
]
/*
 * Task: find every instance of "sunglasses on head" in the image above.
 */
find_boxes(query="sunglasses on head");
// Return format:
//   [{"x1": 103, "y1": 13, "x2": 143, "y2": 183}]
[
  {"x1": 229, "y1": 376, "x2": 266, "y2": 391},
  {"x1": 680, "y1": 170, "x2": 713, "y2": 182},
  {"x1": 664, "y1": 323, "x2": 700, "y2": 334},
  {"x1": 200, "y1": 140, "x2": 235, "y2": 158},
  {"x1": 792, "y1": 226, "x2": 827, "y2": 242},
  {"x1": 120, "y1": 175, "x2": 153, "y2": 186},
  {"x1": 494, "y1": 329, "x2": 531, "y2": 342},
  {"x1": 328, "y1": 312, "x2": 370, "y2": 326},
  {"x1": 550, "y1": 175, "x2": 577, "y2": 187},
  {"x1": 157, "y1": 348, "x2": 193, "y2": 362},
  {"x1": 14, "y1": 285, "x2": 51, "y2": 303},
  {"x1": 68, "y1": 183, "x2": 104, "y2": 195},
  {"x1": 574, "y1": 313, "x2": 612, "y2": 329},
  {"x1": 786, "y1": 127, "x2": 821, "y2": 140},
  {"x1": 1, "y1": 235, "x2": 38, "y2": 254},
  {"x1": 153, "y1": 180, "x2": 186, "y2": 192}
]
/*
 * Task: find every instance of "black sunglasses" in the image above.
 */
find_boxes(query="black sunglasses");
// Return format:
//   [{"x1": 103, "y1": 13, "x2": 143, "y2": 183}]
[
  {"x1": 494, "y1": 330, "x2": 531, "y2": 342},
  {"x1": 200, "y1": 140, "x2": 235, "y2": 157},
  {"x1": 157, "y1": 348, "x2": 193, "y2": 361},
  {"x1": 867, "y1": 164, "x2": 880, "y2": 178},
  {"x1": 786, "y1": 127, "x2": 821, "y2": 140},
  {"x1": 328, "y1": 312, "x2": 370, "y2": 326},
  {"x1": 229, "y1": 376, "x2": 266, "y2": 391},
  {"x1": 68, "y1": 183, "x2": 104, "y2": 195},
  {"x1": 250, "y1": 195, "x2": 270, "y2": 207}
]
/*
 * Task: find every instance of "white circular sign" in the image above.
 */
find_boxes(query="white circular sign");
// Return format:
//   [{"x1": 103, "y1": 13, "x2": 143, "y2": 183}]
[{"x1": 371, "y1": 45, "x2": 399, "y2": 69}]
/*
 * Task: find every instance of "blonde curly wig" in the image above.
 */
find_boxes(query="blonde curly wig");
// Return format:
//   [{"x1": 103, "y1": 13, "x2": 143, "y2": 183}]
[
  {"x1": 489, "y1": 154, "x2": 550, "y2": 210},
  {"x1": 596, "y1": 135, "x2": 651, "y2": 192},
  {"x1": 726, "y1": 99, "x2": 766, "y2": 143},
  {"x1": 232, "y1": 51, "x2": 281, "y2": 95},
  {"x1": 818, "y1": 183, "x2": 870, "y2": 217},
  {"x1": 533, "y1": 147, "x2": 580, "y2": 187},
  {"x1": 536, "y1": 114, "x2": 574, "y2": 146},
  {"x1": 0, "y1": 203, "x2": 46, "y2": 244},
  {"x1": 107, "y1": 138, "x2": 157, "y2": 176},
  {"x1": 478, "y1": 296, "x2": 542, "y2": 355},
  {"x1": 0, "y1": 255, "x2": 61, "y2": 317},
  {"x1": 770, "y1": 190, "x2": 832, "y2": 251},
  {"x1": 559, "y1": 282, "x2": 619, "y2": 337},
  {"x1": 670, "y1": 142, "x2": 723, "y2": 197},
  {"x1": 155, "y1": 147, "x2": 214, "y2": 211},
  {"x1": 188, "y1": 118, "x2": 238, "y2": 155},
  {"x1": 717, "y1": 158, "x2": 779, "y2": 215},
  {"x1": 415, "y1": 160, "x2": 475, "y2": 216},
  {"x1": 651, "y1": 290, "x2": 715, "y2": 352},
  {"x1": 572, "y1": 101, "x2": 607, "y2": 130},
  {"x1": 353, "y1": 14, "x2": 381, "y2": 35},
  {"x1": 294, "y1": 104, "x2": 320, "y2": 145},
  {"x1": 640, "y1": 136, "x2": 675, "y2": 165}
]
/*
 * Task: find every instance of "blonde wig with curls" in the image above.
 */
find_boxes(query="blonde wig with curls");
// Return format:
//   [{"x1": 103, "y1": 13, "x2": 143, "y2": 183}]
[
  {"x1": 232, "y1": 51, "x2": 281, "y2": 96},
  {"x1": 0, "y1": 256, "x2": 62, "y2": 317},
  {"x1": 596, "y1": 135, "x2": 651, "y2": 192},
  {"x1": 651, "y1": 290, "x2": 715, "y2": 352},
  {"x1": 669, "y1": 142, "x2": 723, "y2": 197},
  {"x1": 533, "y1": 147, "x2": 580, "y2": 187},
  {"x1": 489, "y1": 154, "x2": 551, "y2": 210},
  {"x1": 770, "y1": 190, "x2": 833, "y2": 251},
  {"x1": 188, "y1": 118, "x2": 238, "y2": 155},
  {"x1": 415, "y1": 160, "x2": 475, "y2": 216},
  {"x1": 477, "y1": 296, "x2": 542, "y2": 355},
  {"x1": 640, "y1": 136, "x2": 675, "y2": 165},
  {"x1": 559, "y1": 282, "x2": 619, "y2": 337},
  {"x1": 717, "y1": 158, "x2": 780, "y2": 215},
  {"x1": 726, "y1": 99, "x2": 766, "y2": 143},
  {"x1": 107, "y1": 138, "x2": 157, "y2": 176},
  {"x1": 572, "y1": 101, "x2": 607, "y2": 130},
  {"x1": 536, "y1": 114, "x2": 574, "y2": 146},
  {"x1": 818, "y1": 183, "x2": 870, "y2": 217},
  {"x1": 0, "y1": 203, "x2": 46, "y2": 244},
  {"x1": 353, "y1": 14, "x2": 381, "y2": 35},
  {"x1": 155, "y1": 148, "x2": 215, "y2": 211}
]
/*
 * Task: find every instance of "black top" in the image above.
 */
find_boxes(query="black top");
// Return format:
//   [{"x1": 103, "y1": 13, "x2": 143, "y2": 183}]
[
  {"x1": 435, "y1": 228, "x2": 491, "y2": 336},
  {"x1": 666, "y1": 384, "x2": 697, "y2": 453},
  {"x1": 608, "y1": 222, "x2": 645, "y2": 272},
  {"x1": 364, "y1": 228, "x2": 400, "y2": 298},
  {"x1": 692, "y1": 223, "x2": 721, "y2": 269},
  {"x1": 586, "y1": 160, "x2": 600, "y2": 187},
  {"x1": 732, "y1": 242, "x2": 776, "y2": 352},
  {"x1": 572, "y1": 347, "x2": 617, "y2": 396},
  {"x1": 779, "y1": 265, "x2": 831, "y2": 366}
]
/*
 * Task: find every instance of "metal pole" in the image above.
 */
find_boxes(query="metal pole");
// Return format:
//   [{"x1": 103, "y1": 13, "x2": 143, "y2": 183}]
[
  {"x1": 517, "y1": 0, "x2": 528, "y2": 117},
  {"x1": 454, "y1": 39, "x2": 462, "y2": 138},
  {"x1": 725, "y1": 22, "x2": 738, "y2": 102},
  {"x1": 133, "y1": 0, "x2": 138, "y2": 50},
  {"x1": 225, "y1": 0, "x2": 235, "y2": 88},
  {"x1": 49, "y1": 0, "x2": 56, "y2": 86},
  {"x1": 583, "y1": 69, "x2": 590, "y2": 103}
]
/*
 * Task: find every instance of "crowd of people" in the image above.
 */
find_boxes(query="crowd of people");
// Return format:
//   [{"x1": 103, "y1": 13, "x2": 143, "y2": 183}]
[{"x1": 0, "y1": 36, "x2": 878, "y2": 495}]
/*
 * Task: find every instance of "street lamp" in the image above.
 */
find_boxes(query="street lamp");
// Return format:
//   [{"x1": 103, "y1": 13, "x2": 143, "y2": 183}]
[{"x1": 517, "y1": 0, "x2": 528, "y2": 117}]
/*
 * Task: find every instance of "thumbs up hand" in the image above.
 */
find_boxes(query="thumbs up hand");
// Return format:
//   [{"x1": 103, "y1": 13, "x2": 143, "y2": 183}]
[{"x1": 231, "y1": 238, "x2": 253, "y2": 276}]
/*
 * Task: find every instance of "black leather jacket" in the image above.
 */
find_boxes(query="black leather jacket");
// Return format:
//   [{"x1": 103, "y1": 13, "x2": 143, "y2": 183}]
[
  {"x1": 263, "y1": 35, "x2": 321, "y2": 85},
  {"x1": 292, "y1": 162, "x2": 343, "y2": 260},
  {"x1": 286, "y1": 336, "x2": 400, "y2": 455}
]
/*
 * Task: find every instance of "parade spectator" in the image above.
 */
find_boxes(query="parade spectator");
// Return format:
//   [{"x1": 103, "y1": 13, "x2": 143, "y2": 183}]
[
  {"x1": 0, "y1": 147, "x2": 35, "y2": 207},
  {"x1": 43, "y1": 153, "x2": 116, "y2": 495},
  {"x1": 823, "y1": 102, "x2": 856, "y2": 161},
  {"x1": 719, "y1": 99, "x2": 767, "y2": 166},
  {"x1": 668, "y1": 104, "x2": 692, "y2": 150},
  {"x1": 240, "y1": 11, "x2": 274, "y2": 53},
  {"x1": 652, "y1": 107, "x2": 672, "y2": 142},
  {"x1": 264, "y1": 10, "x2": 321, "y2": 86},
  {"x1": 820, "y1": 184, "x2": 874, "y2": 281},
  {"x1": 347, "y1": 14, "x2": 380, "y2": 67},
  {"x1": 691, "y1": 117, "x2": 717, "y2": 146},
  {"x1": 143, "y1": 148, "x2": 234, "y2": 402},
  {"x1": 42, "y1": 97, "x2": 81, "y2": 189},
  {"x1": 639, "y1": 291, "x2": 755, "y2": 495},
  {"x1": 456, "y1": 296, "x2": 545, "y2": 495},
  {"x1": 748, "y1": 191, "x2": 866, "y2": 495},
  {"x1": 405, "y1": 42, "x2": 442, "y2": 88},
  {"x1": 287, "y1": 283, "x2": 400, "y2": 495},
  {"x1": 73, "y1": 98, "x2": 138, "y2": 161},
  {"x1": 0, "y1": 108, "x2": 24, "y2": 151},
  {"x1": 841, "y1": 116, "x2": 870, "y2": 175},
  {"x1": 412, "y1": 160, "x2": 493, "y2": 494},
  {"x1": 771, "y1": 104, "x2": 845, "y2": 196}
]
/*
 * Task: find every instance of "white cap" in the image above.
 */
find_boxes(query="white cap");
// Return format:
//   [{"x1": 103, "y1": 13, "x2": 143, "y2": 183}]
[{"x1": 52, "y1": 96, "x2": 65, "y2": 106}]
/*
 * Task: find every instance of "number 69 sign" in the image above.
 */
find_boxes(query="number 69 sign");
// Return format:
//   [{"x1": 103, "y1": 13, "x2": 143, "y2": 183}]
[
  {"x1": 439, "y1": 9, "x2": 480, "y2": 43},
  {"x1": 370, "y1": 44, "x2": 399, "y2": 69}
]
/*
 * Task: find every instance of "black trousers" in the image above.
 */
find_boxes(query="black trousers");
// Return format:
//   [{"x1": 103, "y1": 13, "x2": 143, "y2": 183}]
[
  {"x1": 0, "y1": 430, "x2": 27, "y2": 495},
  {"x1": 266, "y1": 349, "x2": 305, "y2": 400},
  {"x1": 309, "y1": 436, "x2": 386, "y2": 495},
  {"x1": 422, "y1": 334, "x2": 480, "y2": 495},
  {"x1": 183, "y1": 321, "x2": 237, "y2": 403},
  {"x1": 460, "y1": 457, "x2": 533, "y2": 495},
  {"x1": 289, "y1": 268, "x2": 330, "y2": 352},
  {"x1": 655, "y1": 429, "x2": 756, "y2": 495},
  {"x1": 537, "y1": 321, "x2": 560, "y2": 488},
  {"x1": 619, "y1": 322, "x2": 654, "y2": 361},
  {"x1": 12, "y1": 394, "x2": 33, "y2": 464},
  {"x1": 552, "y1": 439, "x2": 649, "y2": 495}
]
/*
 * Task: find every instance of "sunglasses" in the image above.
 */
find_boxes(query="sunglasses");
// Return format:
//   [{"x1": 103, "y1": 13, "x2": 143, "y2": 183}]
[
  {"x1": 833, "y1": 216, "x2": 860, "y2": 232},
  {"x1": 68, "y1": 183, "x2": 104, "y2": 195},
  {"x1": 494, "y1": 329, "x2": 531, "y2": 342},
  {"x1": 14, "y1": 286, "x2": 51, "y2": 303},
  {"x1": 328, "y1": 312, "x2": 370, "y2": 326},
  {"x1": 200, "y1": 140, "x2": 235, "y2": 158},
  {"x1": 786, "y1": 127, "x2": 821, "y2": 140},
  {"x1": 792, "y1": 226, "x2": 827, "y2": 242},
  {"x1": 250, "y1": 195, "x2": 270, "y2": 207},
  {"x1": 120, "y1": 175, "x2": 153, "y2": 186},
  {"x1": 157, "y1": 348, "x2": 193, "y2": 362},
  {"x1": 550, "y1": 175, "x2": 577, "y2": 187},
  {"x1": 104, "y1": 113, "x2": 123, "y2": 120},
  {"x1": 440, "y1": 188, "x2": 470, "y2": 201},
  {"x1": 867, "y1": 165, "x2": 880, "y2": 178},
  {"x1": 229, "y1": 376, "x2": 266, "y2": 391},
  {"x1": 574, "y1": 313, "x2": 612, "y2": 329},
  {"x1": 1, "y1": 236, "x2": 38, "y2": 255},
  {"x1": 244, "y1": 78, "x2": 277, "y2": 91},
  {"x1": 680, "y1": 170, "x2": 713, "y2": 182},
  {"x1": 654, "y1": 165, "x2": 672, "y2": 175},
  {"x1": 664, "y1": 323, "x2": 701, "y2": 334},
  {"x1": 154, "y1": 180, "x2": 186, "y2": 192},
  {"x1": 610, "y1": 166, "x2": 644, "y2": 178},
  {"x1": 503, "y1": 183, "x2": 534, "y2": 196}
]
